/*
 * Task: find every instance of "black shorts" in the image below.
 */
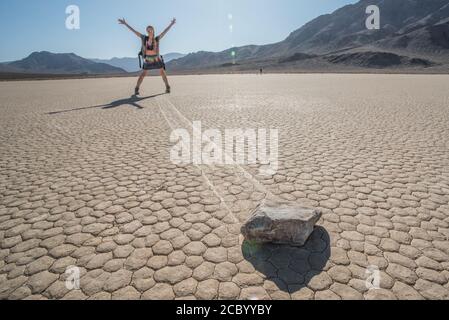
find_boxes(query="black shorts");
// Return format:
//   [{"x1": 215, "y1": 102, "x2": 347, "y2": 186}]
[{"x1": 143, "y1": 55, "x2": 166, "y2": 70}]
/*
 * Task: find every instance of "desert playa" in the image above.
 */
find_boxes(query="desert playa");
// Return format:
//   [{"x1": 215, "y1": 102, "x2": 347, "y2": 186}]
[{"x1": 0, "y1": 74, "x2": 448, "y2": 300}]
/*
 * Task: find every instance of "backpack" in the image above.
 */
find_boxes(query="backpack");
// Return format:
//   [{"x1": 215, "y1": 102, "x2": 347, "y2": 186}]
[{"x1": 138, "y1": 36, "x2": 148, "y2": 69}]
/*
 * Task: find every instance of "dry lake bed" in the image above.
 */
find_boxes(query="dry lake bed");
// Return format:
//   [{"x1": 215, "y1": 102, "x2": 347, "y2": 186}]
[{"x1": 0, "y1": 74, "x2": 448, "y2": 300}]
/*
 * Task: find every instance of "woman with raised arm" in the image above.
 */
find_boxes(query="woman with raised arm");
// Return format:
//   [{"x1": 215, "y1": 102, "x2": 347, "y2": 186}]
[{"x1": 118, "y1": 18, "x2": 176, "y2": 95}]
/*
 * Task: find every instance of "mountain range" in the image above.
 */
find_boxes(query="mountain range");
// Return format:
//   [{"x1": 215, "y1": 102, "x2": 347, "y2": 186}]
[
  {"x1": 1, "y1": 0, "x2": 448, "y2": 75},
  {"x1": 0, "y1": 51, "x2": 126, "y2": 75},
  {"x1": 0, "y1": 51, "x2": 186, "y2": 75},
  {"x1": 168, "y1": 0, "x2": 449, "y2": 72}
]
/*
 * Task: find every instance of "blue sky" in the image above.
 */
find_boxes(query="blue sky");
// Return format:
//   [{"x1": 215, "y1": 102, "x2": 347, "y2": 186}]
[{"x1": 0, "y1": 0, "x2": 357, "y2": 62}]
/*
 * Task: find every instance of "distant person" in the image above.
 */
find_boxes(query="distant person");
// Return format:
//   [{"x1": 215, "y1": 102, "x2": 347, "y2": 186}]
[
  {"x1": 260, "y1": 68, "x2": 263, "y2": 75},
  {"x1": 119, "y1": 18, "x2": 176, "y2": 95}
]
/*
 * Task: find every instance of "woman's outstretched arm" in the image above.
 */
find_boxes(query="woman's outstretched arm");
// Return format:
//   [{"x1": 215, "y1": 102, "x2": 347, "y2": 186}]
[
  {"x1": 118, "y1": 18, "x2": 142, "y2": 38},
  {"x1": 158, "y1": 18, "x2": 176, "y2": 39}
]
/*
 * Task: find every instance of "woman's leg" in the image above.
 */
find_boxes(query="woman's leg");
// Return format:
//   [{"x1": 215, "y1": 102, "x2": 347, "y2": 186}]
[
  {"x1": 136, "y1": 70, "x2": 148, "y2": 92},
  {"x1": 160, "y1": 69, "x2": 170, "y2": 92}
]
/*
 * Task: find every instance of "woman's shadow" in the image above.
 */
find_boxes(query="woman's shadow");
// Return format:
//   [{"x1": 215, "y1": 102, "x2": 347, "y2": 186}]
[
  {"x1": 47, "y1": 93, "x2": 165, "y2": 115},
  {"x1": 241, "y1": 226, "x2": 331, "y2": 294}
]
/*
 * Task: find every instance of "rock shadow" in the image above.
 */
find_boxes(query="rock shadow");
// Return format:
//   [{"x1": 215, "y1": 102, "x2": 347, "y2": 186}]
[{"x1": 242, "y1": 226, "x2": 330, "y2": 294}]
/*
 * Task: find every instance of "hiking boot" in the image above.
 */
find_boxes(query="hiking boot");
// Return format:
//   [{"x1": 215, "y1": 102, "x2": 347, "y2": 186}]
[
  {"x1": 165, "y1": 86, "x2": 171, "y2": 94},
  {"x1": 134, "y1": 87, "x2": 140, "y2": 96}
]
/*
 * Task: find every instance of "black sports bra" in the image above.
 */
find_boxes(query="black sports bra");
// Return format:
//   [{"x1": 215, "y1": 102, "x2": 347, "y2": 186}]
[{"x1": 146, "y1": 36, "x2": 159, "y2": 51}]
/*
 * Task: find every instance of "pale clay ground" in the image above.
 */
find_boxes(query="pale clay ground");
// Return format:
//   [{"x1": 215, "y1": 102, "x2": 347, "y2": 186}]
[{"x1": 0, "y1": 74, "x2": 448, "y2": 300}]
